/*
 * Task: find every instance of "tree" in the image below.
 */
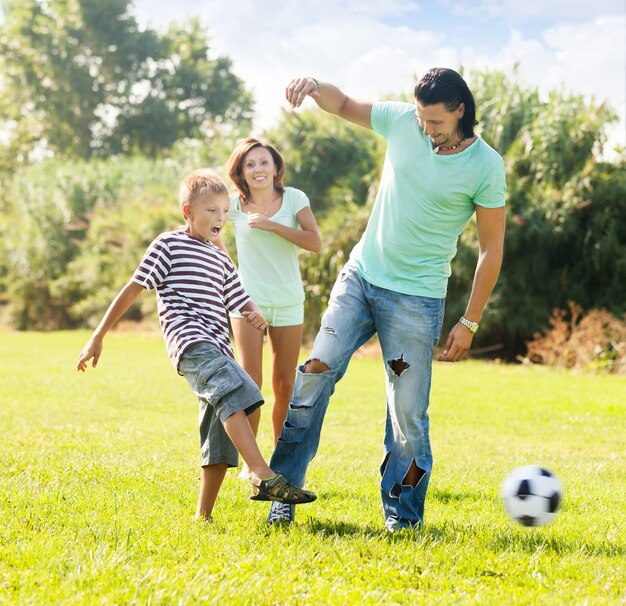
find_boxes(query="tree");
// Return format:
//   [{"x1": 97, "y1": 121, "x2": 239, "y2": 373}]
[
  {"x1": 0, "y1": 0, "x2": 253, "y2": 164},
  {"x1": 265, "y1": 109, "x2": 383, "y2": 215},
  {"x1": 272, "y1": 71, "x2": 624, "y2": 357},
  {"x1": 445, "y1": 70, "x2": 622, "y2": 356}
]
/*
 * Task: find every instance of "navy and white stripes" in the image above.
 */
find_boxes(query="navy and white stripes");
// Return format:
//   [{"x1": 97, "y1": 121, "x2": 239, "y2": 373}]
[{"x1": 132, "y1": 230, "x2": 250, "y2": 372}]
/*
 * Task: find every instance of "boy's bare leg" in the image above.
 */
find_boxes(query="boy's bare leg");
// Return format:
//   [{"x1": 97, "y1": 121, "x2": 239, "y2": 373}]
[
  {"x1": 238, "y1": 408, "x2": 260, "y2": 479},
  {"x1": 231, "y1": 318, "x2": 263, "y2": 478},
  {"x1": 197, "y1": 463, "x2": 228, "y2": 519},
  {"x1": 246, "y1": 407, "x2": 261, "y2": 437},
  {"x1": 222, "y1": 410, "x2": 274, "y2": 479}
]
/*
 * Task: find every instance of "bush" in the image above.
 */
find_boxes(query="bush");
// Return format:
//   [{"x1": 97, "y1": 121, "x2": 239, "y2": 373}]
[
  {"x1": 0, "y1": 157, "x2": 181, "y2": 329},
  {"x1": 524, "y1": 302, "x2": 626, "y2": 374}
]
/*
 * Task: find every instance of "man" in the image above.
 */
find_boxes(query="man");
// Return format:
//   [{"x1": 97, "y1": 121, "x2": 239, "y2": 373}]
[{"x1": 269, "y1": 68, "x2": 506, "y2": 531}]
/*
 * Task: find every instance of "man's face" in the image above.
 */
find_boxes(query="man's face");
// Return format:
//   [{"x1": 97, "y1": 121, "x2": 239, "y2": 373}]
[{"x1": 415, "y1": 101, "x2": 465, "y2": 147}]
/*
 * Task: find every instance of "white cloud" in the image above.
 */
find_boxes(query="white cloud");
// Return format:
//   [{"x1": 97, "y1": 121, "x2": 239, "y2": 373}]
[
  {"x1": 461, "y1": 14, "x2": 626, "y2": 154},
  {"x1": 543, "y1": 15, "x2": 626, "y2": 154},
  {"x1": 193, "y1": 1, "x2": 458, "y2": 131},
  {"x1": 449, "y1": 0, "x2": 623, "y2": 22},
  {"x1": 132, "y1": 0, "x2": 625, "y2": 152}
]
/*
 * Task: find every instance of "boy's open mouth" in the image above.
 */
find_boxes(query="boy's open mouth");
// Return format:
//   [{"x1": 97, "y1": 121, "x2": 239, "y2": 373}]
[{"x1": 211, "y1": 226, "x2": 221, "y2": 235}]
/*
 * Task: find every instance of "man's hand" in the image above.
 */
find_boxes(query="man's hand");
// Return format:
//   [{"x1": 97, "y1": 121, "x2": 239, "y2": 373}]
[
  {"x1": 242, "y1": 310, "x2": 268, "y2": 331},
  {"x1": 285, "y1": 77, "x2": 320, "y2": 108},
  {"x1": 77, "y1": 337, "x2": 103, "y2": 372},
  {"x1": 438, "y1": 323, "x2": 473, "y2": 362}
]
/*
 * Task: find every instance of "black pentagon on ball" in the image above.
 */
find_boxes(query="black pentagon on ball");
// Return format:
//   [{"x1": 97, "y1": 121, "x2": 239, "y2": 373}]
[
  {"x1": 518, "y1": 515, "x2": 538, "y2": 527},
  {"x1": 548, "y1": 491, "x2": 561, "y2": 513},
  {"x1": 539, "y1": 467, "x2": 554, "y2": 477},
  {"x1": 516, "y1": 479, "x2": 532, "y2": 499}
]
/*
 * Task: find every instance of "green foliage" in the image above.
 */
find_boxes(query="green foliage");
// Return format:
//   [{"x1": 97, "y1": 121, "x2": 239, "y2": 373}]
[
  {"x1": 300, "y1": 203, "x2": 373, "y2": 338},
  {"x1": 0, "y1": 130, "x2": 246, "y2": 331},
  {"x1": 0, "y1": 0, "x2": 253, "y2": 164},
  {"x1": 265, "y1": 108, "x2": 383, "y2": 337},
  {"x1": 568, "y1": 161, "x2": 626, "y2": 308},
  {"x1": 1, "y1": 62, "x2": 624, "y2": 363},
  {"x1": 0, "y1": 157, "x2": 181, "y2": 328},
  {"x1": 60, "y1": 182, "x2": 184, "y2": 325},
  {"x1": 445, "y1": 71, "x2": 624, "y2": 356},
  {"x1": 470, "y1": 69, "x2": 540, "y2": 156},
  {"x1": 1, "y1": 331, "x2": 625, "y2": 603},
  {"x1": 266, "y1": 109, "x2": 383, "y2": 214}
]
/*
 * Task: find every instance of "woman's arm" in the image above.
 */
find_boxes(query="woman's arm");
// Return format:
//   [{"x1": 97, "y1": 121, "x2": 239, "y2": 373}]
[{"x1": 246, "y1": 206, "x2": 322, "y2": 253}]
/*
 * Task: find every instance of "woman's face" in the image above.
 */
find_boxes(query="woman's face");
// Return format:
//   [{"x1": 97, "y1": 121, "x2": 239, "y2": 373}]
[{"x1": 242, "y1": 146, "x2": 276, "y2": 192}]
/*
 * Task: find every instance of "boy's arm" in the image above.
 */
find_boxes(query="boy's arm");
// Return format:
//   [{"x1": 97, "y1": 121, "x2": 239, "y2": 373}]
[
  {"x1": 238, "y1": 300, "x2": 268, "y2": 332},
  {"x1": 77, "y1": 281, "x2": 144, "y2": 371}
]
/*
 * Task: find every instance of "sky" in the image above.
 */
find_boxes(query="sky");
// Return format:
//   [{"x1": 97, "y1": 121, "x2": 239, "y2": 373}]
[{"x1": 134, "y1": 1, "x2": 625, "y2": 154}]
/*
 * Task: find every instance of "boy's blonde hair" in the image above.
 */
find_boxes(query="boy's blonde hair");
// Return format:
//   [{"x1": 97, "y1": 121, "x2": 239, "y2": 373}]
[{"x1": 179, "y1": 169, "x2": 229, "y2": 214}]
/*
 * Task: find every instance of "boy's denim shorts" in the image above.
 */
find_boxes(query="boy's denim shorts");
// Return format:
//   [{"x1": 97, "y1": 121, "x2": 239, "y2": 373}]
[{"x1": 178, "y1": 342, "x2": 263, "y2": 468}]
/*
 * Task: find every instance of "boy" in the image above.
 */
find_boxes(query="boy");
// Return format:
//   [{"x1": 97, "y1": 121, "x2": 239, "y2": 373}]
[{"x1": 76, "y1": 169, "x2": 316, "y2": 519}]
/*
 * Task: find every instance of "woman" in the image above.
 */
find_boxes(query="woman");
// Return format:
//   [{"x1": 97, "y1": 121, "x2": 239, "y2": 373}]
[{"x1": 225, "y1": 137, "x2": 321, "y2": 473}]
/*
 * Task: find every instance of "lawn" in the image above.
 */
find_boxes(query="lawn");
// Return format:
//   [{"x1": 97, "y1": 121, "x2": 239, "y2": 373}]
[{"x1": 1, "y1": 330, "x2": 624, "y2": 605}]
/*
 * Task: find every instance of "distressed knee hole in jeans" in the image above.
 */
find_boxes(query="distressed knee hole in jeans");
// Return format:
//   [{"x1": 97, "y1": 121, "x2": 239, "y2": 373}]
[
  {"x1": 388, "y1": 354, "x2": 410, "y2": 377},
  {"x1": 403, "y1": 459, "x2": 425, "y2": 488},
  {"x1": 289, "y1": 359, "x2": 330, "y2": 410},
  {"x1": 302, "y1": 358, "x2": 331, "y2": 375}
]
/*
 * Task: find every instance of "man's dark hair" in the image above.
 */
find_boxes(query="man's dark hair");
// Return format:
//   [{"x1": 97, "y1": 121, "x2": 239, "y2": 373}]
[{"x1": 414, "y1": 68, "x2": 478, "y2": 138}]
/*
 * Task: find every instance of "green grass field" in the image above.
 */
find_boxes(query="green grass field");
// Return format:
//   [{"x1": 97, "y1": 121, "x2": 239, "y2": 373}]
[{"x1": 1, "y1": 330, "x2": 625, "y2": 605}]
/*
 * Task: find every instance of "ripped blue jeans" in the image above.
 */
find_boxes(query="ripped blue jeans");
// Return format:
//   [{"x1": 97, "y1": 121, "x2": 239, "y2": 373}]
[{"x1": 269, "y1": 261, "x2": 444, "y2": 526}]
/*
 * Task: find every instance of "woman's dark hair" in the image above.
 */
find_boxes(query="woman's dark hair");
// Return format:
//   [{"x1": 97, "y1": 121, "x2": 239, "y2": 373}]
[
  {"x1": 414, "y1": 67, "x2": 478, "y2": 138},
  {"x1": 226, "y1": 137, "x2": 286, "y2": 201}
]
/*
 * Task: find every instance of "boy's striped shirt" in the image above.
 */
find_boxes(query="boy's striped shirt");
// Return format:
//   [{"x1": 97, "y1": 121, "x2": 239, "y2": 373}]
[{"x1": 132, "y1": 230, "x2": 250, "y2": 372}]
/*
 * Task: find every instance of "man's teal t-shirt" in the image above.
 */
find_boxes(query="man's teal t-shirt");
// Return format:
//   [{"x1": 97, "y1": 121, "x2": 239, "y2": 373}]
[
  {"x1": 351, "y1": 101, "x2": 506, "y2": 299},
  {"x1": 229, "y1": 187, "x2": 310, "y2": 307}
]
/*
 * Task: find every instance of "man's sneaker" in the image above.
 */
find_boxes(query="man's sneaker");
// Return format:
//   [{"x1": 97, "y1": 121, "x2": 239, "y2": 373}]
[
  {"x1": 384, "y1": 516, "x2": 421, "y2": 533},
  {"x1": 267, "y1": 501, "x2": 295, "y2": 525}
]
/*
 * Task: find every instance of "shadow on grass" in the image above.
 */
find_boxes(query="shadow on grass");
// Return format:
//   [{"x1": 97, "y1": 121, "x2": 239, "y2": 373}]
[
  {"x1": 266, "y1": 514, "x2": 625, "y2": 558},
  {"x1": 418, "y1": 521, "x2": 625, "y2": 557},
  {"x1": 487, "y1": 530, "x2": 625, "y2": 557},
  {"x1": 302, "y1": 518, "x2": 382, "y2": 537},
  {"x1": 259, "y1": 487, "x2": 625, "y2": 558},
  {"x1": 430, "y1": 488, "x2": 481, "y2": 503}
]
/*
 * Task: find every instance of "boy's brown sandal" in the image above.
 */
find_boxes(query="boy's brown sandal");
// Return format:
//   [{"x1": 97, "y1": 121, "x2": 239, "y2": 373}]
[{"x1": 250, "y1": 473, "x2": 316, "y2": 504}]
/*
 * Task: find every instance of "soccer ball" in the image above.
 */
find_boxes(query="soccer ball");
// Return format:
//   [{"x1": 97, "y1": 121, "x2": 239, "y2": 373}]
[{"x1": 501, "y1": 466, "x2": 562, "y2": 527}]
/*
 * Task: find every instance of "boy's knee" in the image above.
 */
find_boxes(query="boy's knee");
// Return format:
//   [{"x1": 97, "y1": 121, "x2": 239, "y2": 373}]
[{"x1": 303, "y1": 358, "x2": 330, "y2": 374}]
